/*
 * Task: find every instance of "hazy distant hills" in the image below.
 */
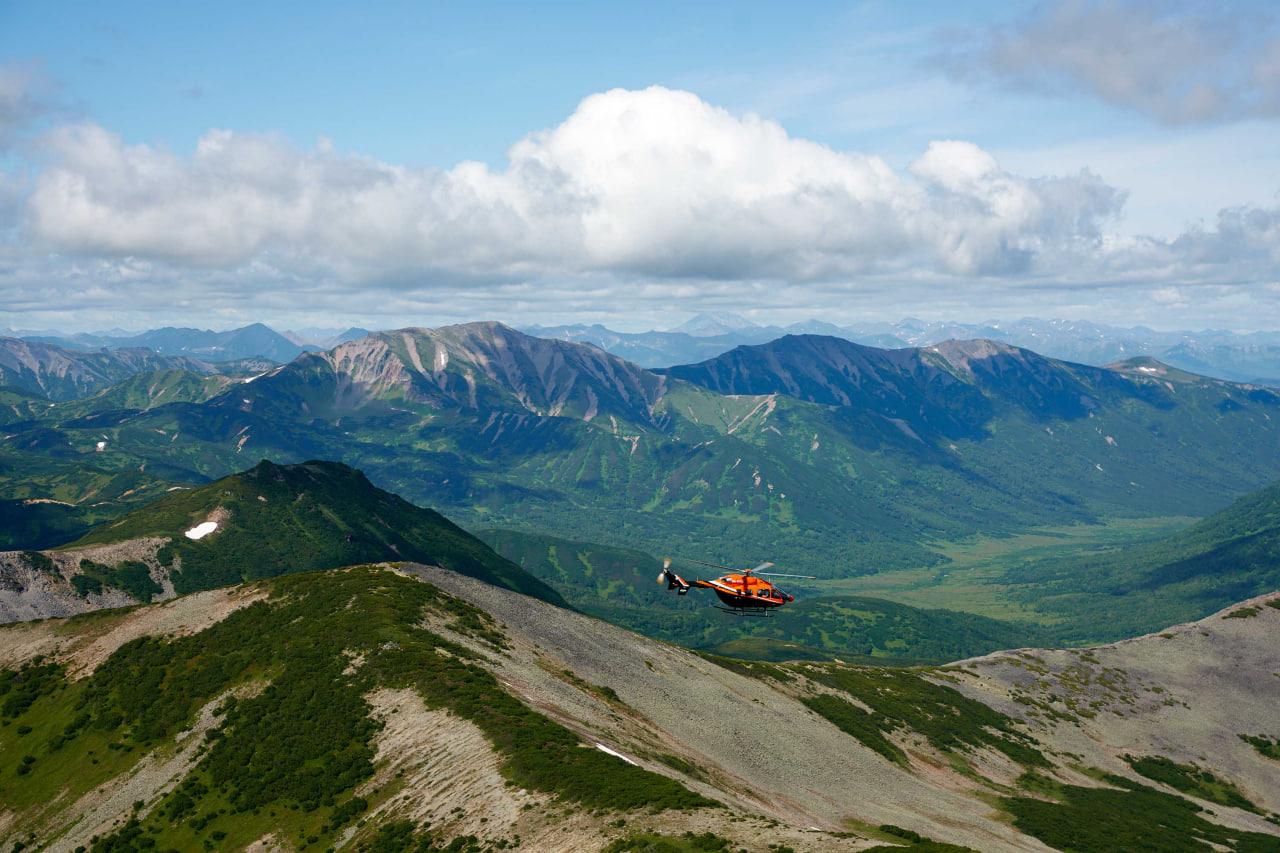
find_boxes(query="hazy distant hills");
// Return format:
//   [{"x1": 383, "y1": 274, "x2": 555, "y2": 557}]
[
  {"x1": 521, "y1": 321, "x2": 786, "y2": 368},
  {"x1": 6, "y1": 321, "x2": 1280, "y2": 587},
  {"x1": 528, "y1": 313, "x2": 1280, "y2": 383},
  {"x1": 21, "y1": 322, "x2": 313, "y2": 364},
  {"x1": 12, "y1": 314, "x2": 1280, "y2": 386}
]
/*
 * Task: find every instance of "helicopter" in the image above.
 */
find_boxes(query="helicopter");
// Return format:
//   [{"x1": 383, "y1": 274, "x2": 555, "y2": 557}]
[{"x1": 657, "y1": 557, "x2": 814, "y2": 616}]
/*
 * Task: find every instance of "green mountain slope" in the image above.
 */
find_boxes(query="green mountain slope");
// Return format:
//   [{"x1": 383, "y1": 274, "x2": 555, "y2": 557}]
[
  {"x1": 60, "y1": 458, "x2": 567, "y2": 606},
  {"x1": 999, "y1": 478, "x2": 1280, "y2": 642},
  {"x1": 55, "y1": 368, "x2": 239, "y2": 413},
  {"x1": 0, "y1": 417, "x2": 192, "y2": 549},
  {"x1": 660, "y1": 335, "x2": 1280, "y2": 519}
]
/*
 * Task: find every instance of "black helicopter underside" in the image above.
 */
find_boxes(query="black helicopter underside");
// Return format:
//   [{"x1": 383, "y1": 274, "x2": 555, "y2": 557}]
[
  {"x1": 714, "y1": 606, "x2": 776, "y2": 617},
  {"x1": 712, "y1": 590, "x2": 782, "y2": 615}
]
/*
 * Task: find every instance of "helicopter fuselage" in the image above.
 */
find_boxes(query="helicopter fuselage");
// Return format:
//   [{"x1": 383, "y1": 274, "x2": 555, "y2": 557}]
[
  {"x1": 661, "y1": 565, "x2": 794, "y2": 613},
  {"x1": 705, "y1": 573, "x2": 792, "y2": 610}
]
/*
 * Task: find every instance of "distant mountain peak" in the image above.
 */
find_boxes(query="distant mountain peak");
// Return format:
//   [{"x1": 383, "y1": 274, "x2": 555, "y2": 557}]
[
  {"x1": 1104, "y1": 356, "x2": 1205, "y2": 384},
  {"x1": 668, "y1": 312, "x2": 760, "y2": 337},
  {"x1": 253, "y1": 322, "x2": 673, "y2": 428},
  {"x1": 926, "y1": 338, "x2": 1027, "y2": 371}
]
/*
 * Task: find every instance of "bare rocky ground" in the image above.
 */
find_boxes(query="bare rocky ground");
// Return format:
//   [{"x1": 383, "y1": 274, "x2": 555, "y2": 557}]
[
  {"x1": 400, "y1": 565, "x2": 1280, "y2": 851},
  {"x1": 941, "y1": 590, "x2": 1280, "y2": 836},
  {"x1": 399, "y1": 564, "x2": 1054, "y2": 853},
  {"x1": 3, "y1": 562, "x2": 1279, "y2": 852},
  {"x1": 0, "y1": 583, "x2": 268, "y2": 676},
  {"x1": 0, "y1": 539, "x2": 174, "y2": 623}
]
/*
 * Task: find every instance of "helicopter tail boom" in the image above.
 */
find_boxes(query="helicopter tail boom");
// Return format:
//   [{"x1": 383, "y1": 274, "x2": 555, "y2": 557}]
[
  {"x1": 658, "y1": 558, "x2": 713, "y2": 595},
  {"x1": 658, "y1": 558, "x2": 690, "y2": 594}
]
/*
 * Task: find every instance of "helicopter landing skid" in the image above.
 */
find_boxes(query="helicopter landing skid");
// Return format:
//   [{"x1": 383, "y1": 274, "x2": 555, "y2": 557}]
[{"x1": 714, "y1": 606, "x2": 774, "y2": 617}]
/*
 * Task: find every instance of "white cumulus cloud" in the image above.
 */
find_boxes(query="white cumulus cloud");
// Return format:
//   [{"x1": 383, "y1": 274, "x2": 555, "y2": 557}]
[{"x1": 24, "y1": 86, "x2": 1125, "y2": 285}]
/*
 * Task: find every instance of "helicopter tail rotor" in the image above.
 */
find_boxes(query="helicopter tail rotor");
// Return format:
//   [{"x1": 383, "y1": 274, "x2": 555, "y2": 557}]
[{"x1": 658, "y1": 559, "x2": 693, "y2": 595}]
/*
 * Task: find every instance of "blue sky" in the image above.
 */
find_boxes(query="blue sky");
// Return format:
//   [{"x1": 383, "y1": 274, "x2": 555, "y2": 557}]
[{"x1": 1, "y1": 0, "x2": 1278, "y2": 333}]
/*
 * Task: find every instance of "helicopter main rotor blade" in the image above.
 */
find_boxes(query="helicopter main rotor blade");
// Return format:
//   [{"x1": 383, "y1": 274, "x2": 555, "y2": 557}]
[
  {"x1": 678, "y1": 557, "x2": 743, "y2": 573},
  {"x1": 676, "y1": 558, "x2": 784, "y2": 575},
  {"x1": 755, "y1": 572, "x2": 817, "y2": 579}
]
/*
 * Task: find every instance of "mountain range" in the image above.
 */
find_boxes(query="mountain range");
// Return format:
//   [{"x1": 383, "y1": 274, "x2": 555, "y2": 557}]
[
  {"x1": 528, "y1": 313, "x2": 1280, "y2": 383},
  {"x1": 5, "y1": 322, "x2": 1280, "y2": 604},
  {"x1": 2, "y1": 356, "x2": 1279, "y2": 851},
  {"x1": 20, "y1": 323, "x2": 313, "y2": 364},
  {"x1": 10, "y1": 313, "x2": 1280, "y2": 385}
]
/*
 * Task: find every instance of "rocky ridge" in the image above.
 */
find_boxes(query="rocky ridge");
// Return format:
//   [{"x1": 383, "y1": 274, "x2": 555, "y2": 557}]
[
  {"x1": 1, "y1": 563, "x2": 1278, "y2": 852},
  {"x1": 0, "y1": 539, "x2": 172, "y2": 623},
  {"x1": 242, "y1": 322, "x2": 674, "y2": 429},
  {"x1": 0, "y1": 338, "x2": 219, "y2": 401}
]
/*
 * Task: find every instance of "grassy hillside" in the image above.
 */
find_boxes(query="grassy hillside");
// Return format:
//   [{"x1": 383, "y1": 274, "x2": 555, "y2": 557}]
[
  {"x1": 66, "y1": 459, "x2": 567, "y2": 606},
  {"x1": 53, "y1": 368, "x2": 238, "y2": 414},
  {"x1": 0, "y1": 448, "x2": 192, "y2": 550},
  {"x1": 3, "y1": 563, "x2": 1279, "y2": 852},
  {"x1": 997, "y1": 479, "x2": 1280, "y2": 642},
  {"x1": 0, "y1": 372, "x2": 240, "y2": 549},
  {"x1": 0, "y1": 567, "x2": 709, "y2": 852}
]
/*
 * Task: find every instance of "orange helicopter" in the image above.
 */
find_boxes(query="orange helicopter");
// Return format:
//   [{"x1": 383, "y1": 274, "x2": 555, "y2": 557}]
[{"x1": 658, "y1": 557, "x2": 814, "y2": 616}]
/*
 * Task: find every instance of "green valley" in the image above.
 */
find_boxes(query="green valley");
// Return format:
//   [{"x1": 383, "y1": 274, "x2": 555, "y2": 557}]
[{"x1": 480, "y1": 528, "x2": 1048, "y2": 663}]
